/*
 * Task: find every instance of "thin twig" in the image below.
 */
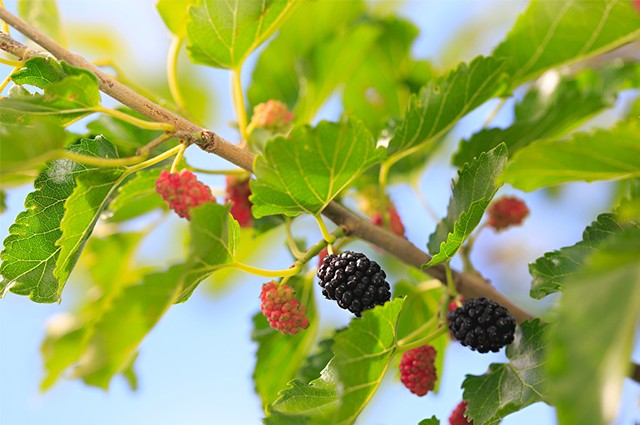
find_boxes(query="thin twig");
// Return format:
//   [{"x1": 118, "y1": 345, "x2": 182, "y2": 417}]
[{"x1": 0, "y1": 7, "x2": 534, "y2": 324}]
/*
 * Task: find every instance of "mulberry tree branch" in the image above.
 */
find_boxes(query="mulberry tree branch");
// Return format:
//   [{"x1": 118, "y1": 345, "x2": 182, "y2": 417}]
[{"x1": 0, "y1": 6, "x2": 532, "y2": 323}]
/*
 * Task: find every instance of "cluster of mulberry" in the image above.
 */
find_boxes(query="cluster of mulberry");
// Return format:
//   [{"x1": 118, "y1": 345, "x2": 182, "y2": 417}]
[
  {"x1": 155, "y1": 170, "x2": 216, "y2": 219},
  {"x1": 399, "y1": 345, "x2": 437, "y2": 396},
  {"x1": 259, "y1": 281, "x2": 309, "y2": 335}
]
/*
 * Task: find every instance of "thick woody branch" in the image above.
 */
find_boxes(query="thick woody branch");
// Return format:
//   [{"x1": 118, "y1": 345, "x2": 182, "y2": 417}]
[{"x1": 0, "y1": 7, "x2": 532, "y2": 324}]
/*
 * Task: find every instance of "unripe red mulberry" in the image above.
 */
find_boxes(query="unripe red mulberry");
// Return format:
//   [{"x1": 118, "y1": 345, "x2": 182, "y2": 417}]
[
  {"x1": 260, "y1": 281, "x2": 309, "y2": 335},
  {"x1": 399, "y1": 345, "x2": 437, "y2": 396},
  {"x1": 225, "y1": 175, "x2": 253, "y2": 227},
  {"x1": 449, "y1": 401, "x2": 473, "y2": 425},
  {"x1": 370, "y1": 203, "x2": 405, "y2": 237},
  {"x1": 250, "y1": 100, "x2": 294, "y2": 132},
  {"x1": 487, "y1": 196, "x2": 529, "y2": 231},
  {"x1": 155, "y1": 170, "x2": 216, "y2": 219}
]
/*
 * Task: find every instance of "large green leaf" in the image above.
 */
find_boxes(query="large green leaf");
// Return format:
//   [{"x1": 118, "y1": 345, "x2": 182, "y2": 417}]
[
  {"x1": 266, "y1": 362, "x2": 340, "y2": 425},
  {"x1": 547, "y1": 228, "x2": 640, "y2": 425},
  {"x1": 176, "y1": 203, "x2": 240, "y2": 302},
  {"x1": 40, "y1": 232, "x2": 144, "y2": 390},
  {"x1": 529, "y1": 213, "x2": 636, "y2": 299},
  {"x1": 387, "y1": 56, "x2": 509, "y2": 156},
  {"x1": 105, "y1": 168, "x2": 167, "y2": 222},
  {"x1": 452, "y1": 62, "x2": 640, "y2": 166},
  {"x1": 0, "y1": 137, "x2": 120, "y2": 303},
  {"x1": 252, "y1": 275, "x2": 318, "y2": 407},
  {"x1": 247, "y1": 0, "x2": 378, "y2": 123},
  {"x1": 0, "y1": 118, "x2": 67, "y2": 178},
  {"x1": 250, "y1": 119, "x2": 384, "y2": 218},
  {"x1": 342, "y1": 17, "x2": 433, "y2": 136},
  {"x1": 54, "y1": 165, "x2": 126, "y2": 291},
  {"x1": 4, "y1": 58, "x2": 100, "y2": 125},
  {"x1": 18, "y1": 0, "x2": 66, "y2": 46},
  {"x1": 73, "y1": 264, "x2": 186, "y2": 388},
  {"x1": 501, "y1": 121, "x2": 640, "y2": 191},
  {"x1": 494, "y1": 0, "x2": 640, "y2": 85},
  {"x1": 266, "y1": 299, "x2": 404, "y2": 425},
  {"x1": 462, "y1": 320, "x2": 548, "y2": 425},
  {"x1": 156, "y1": 0, "x2": 194, "y2": 36},
  {"x1": 426, "y1": 144, "x2": 508, "y2": 266},
  {"x1": 186, "y1": 0, "x2": 300, "y2": 70}
]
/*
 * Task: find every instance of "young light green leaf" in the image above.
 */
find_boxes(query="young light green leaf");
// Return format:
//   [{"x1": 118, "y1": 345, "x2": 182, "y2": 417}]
[
  {"x1": 453, "y1": 62, "x2": 640, "y2": 166},
  {"x1": 54, "y1": 164, "x2": 126, "y2": 294},
  {"x1": 0, "y1": 137, "x2": 119, "y2": 303},
  {"x1": 426, "y1": 144, "x2": 508, "y2": 266},
  {"x1": 388, "y1": 56, "x2": 509, "y2": 156},
  {"x1": 547, "y1": 228, "x2": 640, "y2": 425},
  {"x1": 462, "y1": 319, "x2": 549, "y2": 425},
  {"x1": 501, "y1": 121, "x2": 640, "y2": 191},
  {"x1": 332, "y1": 298, "x2": 404, "y2": 425},
  {"x1": 186, "y1": 0, "x2": 300, "y2": 70},
  {"x1": 74, "y1": 264, "x2": 186, "y2": 389},
  {"x1": 266, "y1": 362, "x2": 340, "y2": 425},
  {"x1": 494, "y1": 0, "x2": 640, "y2": 85},
  {"x1": 106, "y1": 168, "x2": 167, "y2": 222},
  {"x1": 250, "y1": 119, "x2": 384, "y2": 218},
  {"x1": 156, "y1": 0, "x2": 194, "y2": 36},
  {"x1": 529, "y1": 213, "x2": 636, "y2": 299},
  {"x1": 10, "y1": 57, "x2": 67, "y2": 89},
  {"x1": 0, "y1": 118, "x2": 67, "y2": 178},
  {"x1": 176, "y1": 203, "x2": 240, "y2": 302},
  {"x1": 247, "y1": 0, "x2": 376, "y2": 123},
  {"x1": 418, "y1": 417, "x2": 440, "y2": 425},
  {"x1": 41, "y1": 232, "x2": 144, "y2": 390},
  {"x1": 18, "y1": 0, "x2": 66, "y2": 46},
  {"x1": 252, "y1": 275, "x2": 318, "y2": 407}
]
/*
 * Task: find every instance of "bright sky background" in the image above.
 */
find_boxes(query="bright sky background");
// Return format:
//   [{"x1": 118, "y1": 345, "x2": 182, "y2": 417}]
[{"x1": 1, "y1": 1, "x2": 639, "y2": 424}]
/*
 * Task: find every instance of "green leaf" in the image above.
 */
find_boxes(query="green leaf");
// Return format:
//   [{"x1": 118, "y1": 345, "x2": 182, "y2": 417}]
[
  {"x1": 331, "y1": 298, "x2": 404, "y2": 425},
  {"x1": 501, "y1": 121, "x2": 640, "y2": 191},
  {"x1": 266, "y1": 299, "x2": 404, "y2": 425},
  {"x1": 426, "y1": 144, "x2": 508, "y2": 266},
  {"x1": 387, "y1": 56, "x2": 509, "y2": 156},
  {"x1": 54, "y1": 164, "x2": 126, "y2": 292},
  {"x1": 462, "y1": 320, "x2": 549, "y2": 425},
  {"x1": 0, "y1": 118, "x2": 67, "y2": 178},
  {"x1": 0, "y1": 191, "x2": 6, "y2": 214},
  {"x1": 4, "y1": 59, "x2": 100, "y2": 125},
  {"x1": 452, "y1": 62, "x2": 640, "y2": 166},
  {"x1": 18, "y1": 0, "x2": 66, "y2": 46},
  {"x1": 342, "y1": 17, "x2": 433, "y2": 136},
  {"x1": 494, "y1": 0, "x2": 640, "y2": 85},
  {"x1": 105, "y1": 168, "x2": 167, "y2": 222},
  {"x1": 250, "y1": 119, "x2": 384, "y2": 218},
  {"x1": 247, "y1": 0, "x2": 378, "y2": 123},
  {"x1": 266, "y1": 362, "x2": 339, "y2": 425},
  {"x1": 252, "y1": 275, "x2": 318, "y2": 407},
  {"x1": 0, "y1": 137, "x2": 120, "y2": 303},
  {"x1": 156, "y1": 0, "x2": 194, "y2": 36},
  {"x1": 74, "y1": 265, "x2": 186, "y2": 388},
  {"x1": 547, "y1": 228, "x2": 640, "y2": 425},
  {"x1": 186, "y1": 0, "x2": 300, "y2": 70},
  {"x1": 296, "y1": 331, "x2": 337, "y2": 384},
  {"x1": 176, "y1": 203, "x2": 240, "y2": 302},
  {"x1": 418, "y1": 417, "x2": 440, "y2": 425},
  {"x1": 529, "y1": 213, "x2": 636, "y2": 299},
  {"x1": 40, "y1": 232, "x2": 144, "y2": 390}
]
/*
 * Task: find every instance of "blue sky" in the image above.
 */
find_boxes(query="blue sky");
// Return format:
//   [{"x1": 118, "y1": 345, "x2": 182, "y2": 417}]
[{"x1": 1, "y1": 1, "x2": 639, "y2": 424}]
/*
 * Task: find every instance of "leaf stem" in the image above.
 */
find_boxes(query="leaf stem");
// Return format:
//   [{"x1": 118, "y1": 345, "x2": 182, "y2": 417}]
[
  {"x1": 62, "y1": 151, "x2": 147, "y2": 167},
  {"x1": 284, "y1": 217, "x2": 306, "y2": 260},
  {"x1": 445, "y1": 262, "x2": 457, "y2": 298},
  {"x1": 135, "y1": 133, "x2": 174, "y2": 156},
  {"x1": 396, "y1": 325, "x2": 449, "y2": 353},
  {"x1": 167, "y1": 36, "x2": 186, "y2": 113},
  {"x1": 230, "y1": 261, "x2": 301, "y2": 278},
  {"x1": 185, "y1": 166, "x2": 249, "y2": 176},
  {"x1": 0, "y1": 57, "x2": 21, "y2": 67},
  {"x1": 170, "y1": 142, "x2": 186, "y2": 173},
  {"x1": 231, "y1": 68, "x2": 248, "y2": 141},
  {"x1": 314, "y1": 215, "x2": 336, "y2": 244},
  {"x1": 0, "y1": 64, "x2": 21, "y2": 92},
  {"x1": 0, "y1": 0, "x2": 9, "y2": 34},
  {"x1": 126, "y1": 144, "x2": 183, "y2": 174},
  {"x1": 91, "y1": 106, "x2": 175, "y2": 132}
]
